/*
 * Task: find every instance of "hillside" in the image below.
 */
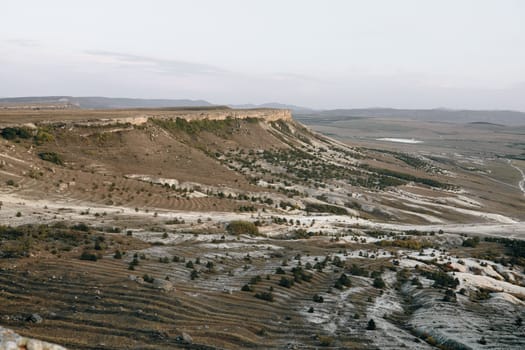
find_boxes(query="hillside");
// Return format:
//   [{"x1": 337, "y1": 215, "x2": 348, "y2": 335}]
[{"x1": 0, "y1": 108, "x2": 524, "y2": 349}]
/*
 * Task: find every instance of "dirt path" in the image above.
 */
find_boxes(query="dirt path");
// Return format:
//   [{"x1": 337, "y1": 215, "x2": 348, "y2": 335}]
[{"x1": 509, "y1": 159, "x2": 525, "y2": 196}]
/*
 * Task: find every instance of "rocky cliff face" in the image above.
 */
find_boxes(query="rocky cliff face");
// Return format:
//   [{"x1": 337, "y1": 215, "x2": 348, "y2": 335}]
[
  {"x1": 74, "y1": 108, "x2": 293, "y2": 127},
  {"x1": 0, "y1": 108, "x2": 292, "y2": 129},
  {"x1": 143, "y1": 108, "x2": 292, "y2": 122}
]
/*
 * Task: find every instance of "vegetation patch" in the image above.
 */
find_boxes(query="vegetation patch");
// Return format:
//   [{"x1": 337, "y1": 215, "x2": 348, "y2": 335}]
[
  {"x1": 226, "y1": 220, "x2": 259, "y2": 236},
  {"x1": 377, "y1": 238, "x2": 434, "y2": 250},
  {"x1": 38, "y1": 151, "x2": 64, "y2": 165},
  {"x1": 152, "y1": 117, "x2": 259, "y2": 137},
  {"x1": 1, "y1": 127, "x2": 33, "y2": 140},
  {"x1": 305, "y1": 203, "x2": 347, "y2": 215},
  {"x1": 363, "y1": 165, "x2": 452, "y2": 189},
  {"x1": 421, "y1": 270, "x2": 459, "y2": 289}
]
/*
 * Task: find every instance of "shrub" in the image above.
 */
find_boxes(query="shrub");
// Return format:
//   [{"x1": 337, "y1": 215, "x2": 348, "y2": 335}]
[
  {"x1": 313, "y1": 294, "x2": 324, "y2": 303},
  {"x1": 373, "y1": 277, "x2": 386, "y2": 289},
  {"x1": 113, "y1": 250, "x2": 122, "y2": 259},
  {"x1": 71, "y1": 223, "x2": 90, "y2": 232},
  {"x1": 254, "y1": 291, "x2": 274, "y2": 302},
  {"x1": 94, "y1": 240, "x2": 102, "y2": 250},
  {"x1": 279, "y1": 277, "x2": 294, "y2": 288},
  {"x1": 275, "y1": 267, "x2": 286, "y2": 274},
  {"x1": 129, "y1": 256, "x2": 139, "y2": 269},
  {"x1": 462, "y1": 237, "x2": 480, "y2": 248},
  {"x1": 349, "y1": 263, "x2": 368, "y2": 276},
  {"x1": 421, "y1": 270, "x2": 459, "y2": 289},
  {"x1": 38, "y1": 152, "x2": 64, "y2": 165},
  {"x1": 469, "y1": 288, "x2": 491, "y2": 301},
  {"x1": 0, "y1": 127, "x2": 18, "y2": 140},
  {"x1": 80, "y1": 251, "x2": 97, "y2": 261},
  {"x1": 291, "y1": 266, "x2": 312, "y2": 282},
  {"x1": 1, "y1": 127, "x2": 33, "y2": 140},
  {"x1": 443, "y1": 289, "x2": 457, "y2": 302},
  {"x1": 334, "y1": 273, "x2": 352, "y2": 289},
  {"x1": 143, "y1": 274, "x2": 154, "y2": 283},
  {"x1": 241, "y1": 284, "x2": 253, "y2": 292},
  {"x1": 377, "y1": 238, "x2": 433, "y2": 250},
  {"x1": 305, "y1": 203, "x2": 347, "y2": 215},
  {"x1": 366, "y1": 319, "x2": 376, "y2": 330},
  {"x1": 34, "y1": 129, "x2": 54, "y2": 144},
  {"x1": 226, "y1": 220, "x2": 259, "y2": 236}
]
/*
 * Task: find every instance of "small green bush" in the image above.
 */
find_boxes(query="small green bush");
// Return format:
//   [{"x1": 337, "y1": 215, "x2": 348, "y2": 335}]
[
  {"x1": 38, "y1": 152, "x2": 64, "y2": 165},
  {"x1": 462, "y1": 237, "x2": 480, "y2": 248},
  {"x1": 334, "y1": 273, "x2": 352, "y2": 289},
  {"x1": 275, "y1": 267, "x2": 286, "y2": 274},
  {"x1": 226, "y1": 220, "x2": 259, "y2": 236},
  {"x1": 80, "y1": 251, "x2": 98, "y2": 261},
  {"x1": 313, "y1": 294, "x2": 324, "y2": 303},
  {"x1": 34, "y1": 129, "x2": 54, "y2": 144},
  {"x1": 1, "y1": 127, "x2": 33, "y2": 140},
  {"x1": 305, "y1": 203, "x2": 347, "y2": 215},
  {"x1": 366, "y1": 319, "x2": 376, "y2": 330},
  {"x1": 254, "y1": 291, "x2": 274, "y2": 302},
  {"x1": 373, "y1": 277, "x2": 386, "y2": 289},
  {"x1": 241, "y1": 284, "x2": 253, "y2": 292},
  {"x1": 279, "y1": 277, "x2": 294, "y2": 288}
]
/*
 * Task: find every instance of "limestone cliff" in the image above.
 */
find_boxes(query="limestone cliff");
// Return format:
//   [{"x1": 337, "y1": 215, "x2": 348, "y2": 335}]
[{"x1": 0, "y1": 108, "x2": 292, "y2": 128}]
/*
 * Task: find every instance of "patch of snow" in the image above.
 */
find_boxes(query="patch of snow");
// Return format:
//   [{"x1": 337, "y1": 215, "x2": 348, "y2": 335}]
[
  {"x1": 376, "y1": 138, "x2": 423, "y2": 144},
  {"x1": 456, "y1": 272, "x2": 525, "y2": 299}
]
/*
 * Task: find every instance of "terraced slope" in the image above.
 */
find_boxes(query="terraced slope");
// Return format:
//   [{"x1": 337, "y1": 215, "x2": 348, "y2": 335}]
[{"x1": 1, "y1": 108, "x2": 525, "y2": 349}]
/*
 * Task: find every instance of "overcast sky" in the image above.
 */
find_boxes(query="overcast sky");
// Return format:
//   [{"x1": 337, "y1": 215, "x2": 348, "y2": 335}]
[{"x1": 1, "y1": 0, "x2": 524, "y2": 110}]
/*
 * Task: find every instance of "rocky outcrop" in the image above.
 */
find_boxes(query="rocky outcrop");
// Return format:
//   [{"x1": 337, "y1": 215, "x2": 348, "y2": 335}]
[
  {"x1": 0, "y1": 107, "x2": 292, "y2": 130},
  {"x1": 70, "y1": 108, "x2": 292, "y2": 127},
  {"x1": 0, "y1": 326, "x2": 66, "y2": 350}
]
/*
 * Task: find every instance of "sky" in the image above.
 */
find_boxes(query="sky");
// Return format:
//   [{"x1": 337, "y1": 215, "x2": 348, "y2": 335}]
[{"x1": 1, "y1": 0, "x2": 524, "y2": 110}]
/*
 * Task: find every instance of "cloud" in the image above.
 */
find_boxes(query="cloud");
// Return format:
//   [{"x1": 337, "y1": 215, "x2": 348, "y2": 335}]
[{"x1": 84, "y1": 50, "x2": 227, "y2": 76}]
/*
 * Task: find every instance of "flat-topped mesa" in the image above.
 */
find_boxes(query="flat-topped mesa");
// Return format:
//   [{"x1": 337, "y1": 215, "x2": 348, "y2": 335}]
[
  {"x1": 0, "y1": 107, "x2": 293, "y2": 128},
  {"x1": 98, "y1": 108, "x2": 293, "y2": 127}
]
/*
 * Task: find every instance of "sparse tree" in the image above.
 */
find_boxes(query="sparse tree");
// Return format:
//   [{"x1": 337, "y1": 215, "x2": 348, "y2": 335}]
[{"x1": 366, "y1": 319, "x2": 376, "y2": 330}]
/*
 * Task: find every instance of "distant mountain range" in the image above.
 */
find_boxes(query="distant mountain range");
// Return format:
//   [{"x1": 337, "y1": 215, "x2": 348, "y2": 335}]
[
  {"x1": 1, "y1": 96, "x2": 524, "y2": 125},
  {"x1": 229, "y1": 102, "x2": 314, "y2": 112},
  {"x1": 0, "y1": 96, "x2": 214, "y2": 109},
  {"x1": 0, "y1": 96, "x2": 314, "y2": 112}
]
